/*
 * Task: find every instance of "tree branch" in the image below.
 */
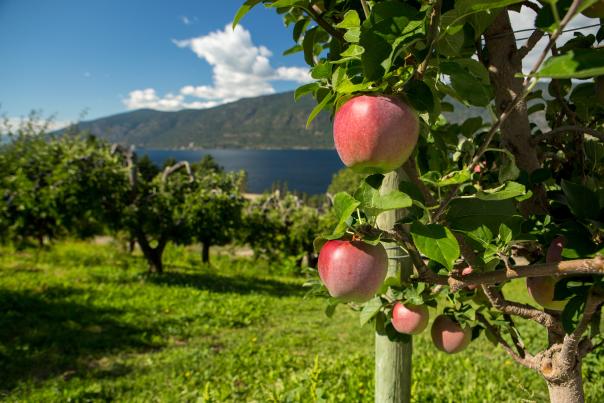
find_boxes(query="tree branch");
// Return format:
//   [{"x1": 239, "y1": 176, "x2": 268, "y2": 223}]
[
  {"x1": 533, "y1": 125, "x2": 604, "y2": 144},
  {"x1": 416, "y1": 0, "x2": 441, "y2": 79},
  {"x1": 481, "y1": 285, "x2": 564, "y2": 336},
  {"x1": 476, "y1": 312, "x2": 539, "y2": 370},
  {"x1": 161, "y1": 161, "x2": 194, "y2": 184},
  {"x1": 560, "y1": 291, "x2": 604, "y2": 368},
  {"x1": 432, "y1": 1, "x2": 582, "y2": 222},
  {"x1": 514, "y1": 28, "x2": 544, "y2": 62},
  {"x1": 306, "y1": 6, "x2": 344, "y2": 41}
]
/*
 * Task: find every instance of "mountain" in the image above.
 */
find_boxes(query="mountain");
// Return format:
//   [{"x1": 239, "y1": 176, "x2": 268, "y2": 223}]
[
  {"x1": 71, "y1": 85, "x2": 548, "y2": 149},
  {"x1": 74, "y1": 92, "x2": 333, "y2": 149}
]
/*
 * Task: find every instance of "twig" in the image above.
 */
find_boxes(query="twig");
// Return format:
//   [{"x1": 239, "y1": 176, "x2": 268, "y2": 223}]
[
  {"x1": 360, "y1": 0, "x2": 370, "y2": 19},
  {"x1": 533, "y1": 125, "x2": 604, "y2": 144},
  {"x1": 306, "y1": 5, "x2": 344, "y2": 41},
  {"x1": 476, "y1": 312, "x2": 539, "y2": 370},
  {"x1": 416, "y1": 0, "x2": 441, "y2": 79},
  {"x1": 481, "y1": 285, "x2": 564, "y2": 336}
]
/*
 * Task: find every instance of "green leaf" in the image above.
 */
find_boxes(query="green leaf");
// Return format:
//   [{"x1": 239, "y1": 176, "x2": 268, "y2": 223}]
[
  {"x1": 410, "y1": 222, "x2": 460, "y2": 270},
  {"x1": 447, "y1": 198, "x2": 523, "y2": 239},
  {"x1": 561, "y1": 294, "x2": 587, "y2": 334},
  {"x1": 476, "y1": 182, "x2": 526, "y2": 201},
  {"x1": 404, "y1": 79, "x2": 435, "y2": 114},
  {"x1": 441, "y1": 0, "x2": 522, "y2": 34},
  {"x1": 294, "y1": 82, "x2": 318, "y2": 101},
  {"x1": 438, "y1": 170, "x2": 471, "y2": 187},
  {"x1": 302, "y1": 27, "x2": 317, "y2": 66},
  {"x1": 537, "y1": 49, "x2": 604, "y2": 79},
  {"x1": 331, "y1": 192, "x2": 360, "y2": 235},
  {"x1": 232, "y1": 0, "x2": 262, "y2": 29},
  {"x1": 306, "y1": 92, "x2": 333, "y2": 127},
  {"x1": 441, "y1": 60, "x2": 493, "y2": 106},
  {"x1": 336, "y1": 10, "x2": 360, "y2": 29},
  {"x1": 360, "y1": 297, "x2": 383, "y2": 326},
  {"x1": 561, "y1": 180, "x2": 599, "y2": 220},
  {"x1": 293, "y1": 18, "x2": 310, "y2": 43},
  {"x1": 354, "y1": 178, "x2": 412, "y2": 218}
]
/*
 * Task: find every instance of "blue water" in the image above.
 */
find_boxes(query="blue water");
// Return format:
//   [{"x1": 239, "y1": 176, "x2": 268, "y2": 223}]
[{"x1": 142, "y1": 149, "x2": 343, "y2": 195}]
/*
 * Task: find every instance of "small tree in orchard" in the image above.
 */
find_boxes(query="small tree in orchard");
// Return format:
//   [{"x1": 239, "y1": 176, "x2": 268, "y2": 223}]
[
  {"x1": 238, "y1": 1, "x2": 604, "y2": 401},
  {"x1": 240, "y1": 191, "x2": 322, "y2": 267},
  {"x1": 183, "y1": 167, "x2": 246, "y2": 264}
]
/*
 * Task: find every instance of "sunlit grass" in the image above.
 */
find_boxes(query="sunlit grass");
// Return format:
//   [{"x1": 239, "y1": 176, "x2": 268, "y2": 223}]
[{"x1": 0, "y1": 241, "x2": 602, "y2": 402}]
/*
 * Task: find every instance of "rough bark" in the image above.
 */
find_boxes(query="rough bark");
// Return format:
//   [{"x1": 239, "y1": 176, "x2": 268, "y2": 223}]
[
  {"x1": 136, "y1": 231, "x2": 166, "y2": 274},
  {"x1": 546, "y1": 366, "x2": 584, "y2": 403},
  {"x1": 375, "y1": 167, "x2": 412, "y2": 403}
]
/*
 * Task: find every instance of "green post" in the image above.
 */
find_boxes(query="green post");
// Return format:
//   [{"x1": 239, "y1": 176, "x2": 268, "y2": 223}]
[{"x1": 375, "y1": 167, "x2": 412, "y2": 403}]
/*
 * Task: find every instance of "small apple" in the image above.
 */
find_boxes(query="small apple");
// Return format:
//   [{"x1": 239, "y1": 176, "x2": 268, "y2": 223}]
[
  {"x1": 581, "y1": 0, "x2": 604, "y2": 18},
  {"x1": 431, "y1": 315, "x2": 472, "y2": 354},
  {"x1": 461, "y1": 266, "x2": 477, "y2": 290},
  {"x1": 526, "y1": 236, "x2": 567, "y2": 311},
  {"x1": 391, "y1": 302, "x2": 429, "y2": 335},
  {"x1": 333, "y1": 95, "x2": 419, "y2": 174},
  {"x1": 318, "y1": 240, "x2": 388, "y2": 303}
]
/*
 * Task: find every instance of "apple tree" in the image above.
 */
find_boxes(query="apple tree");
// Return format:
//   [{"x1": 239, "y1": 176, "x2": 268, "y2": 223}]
[{"x1": 236, "y1": 1, "x2": 604, "y2": 402}]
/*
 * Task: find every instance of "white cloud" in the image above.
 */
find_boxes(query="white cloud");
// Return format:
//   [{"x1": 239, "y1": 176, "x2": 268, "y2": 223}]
[
  {"x1": 123, "y1": 23, "x2": 311, "y2": 112},
  {"x1": 180, "y1": 16, "x2": 198, "y2": 25},
  {"x1": 1, "y1": 116, "x2": 71, "y2": 133},
  {"x1": 509, "y1": 6, "x2": 600, "y2": 73}
]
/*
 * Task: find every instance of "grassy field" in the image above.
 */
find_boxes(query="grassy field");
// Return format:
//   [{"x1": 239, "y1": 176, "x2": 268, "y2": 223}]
[{"x1": 0, "y1": 241, "x2": 602, "y2": 402}]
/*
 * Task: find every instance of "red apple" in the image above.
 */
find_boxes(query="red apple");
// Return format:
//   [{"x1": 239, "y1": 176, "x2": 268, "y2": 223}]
[
  {"x1": 391, "y1": 302, "x2": 429, "y2": 335},
  {"x1": 333, "y1": 95, "x2": 419, "y2": 174},
  {"x1": 461, "y1": 266, "x2": 477, "y2": 290},
  {"x1": 526, "y1": 236, "x2": 567, "y2": 311},
  {"x1": 318, "y1": 240, "x2": 388, "y2": 302},
  {"x1": 431, "y1": 315, "x2": 472, "y2": 354}
]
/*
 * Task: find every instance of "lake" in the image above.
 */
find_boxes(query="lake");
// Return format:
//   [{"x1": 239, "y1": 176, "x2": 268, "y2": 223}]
[{"x1": 142, "y1": 149, "x2": 343, "y2": 195}]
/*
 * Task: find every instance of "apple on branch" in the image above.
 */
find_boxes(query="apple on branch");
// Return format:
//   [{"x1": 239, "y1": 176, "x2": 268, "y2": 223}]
[
  {"x1": 333, "y1": 95, "x2": 419, "y2": 174},
  {"x1": 431, "y1": 315, "x2": 472, "y2": 354},
  {"x1": 317, "y1": 239, "x2": 388, "y2": 303},
  {"x1": 391, "y1": 302, "x2": 429, "y2": 335}
]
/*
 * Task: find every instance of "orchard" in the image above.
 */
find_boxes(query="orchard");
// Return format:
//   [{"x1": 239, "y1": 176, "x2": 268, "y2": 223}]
[{"x1": 237, "y1": 0, "x2": 604, "y2": 402}]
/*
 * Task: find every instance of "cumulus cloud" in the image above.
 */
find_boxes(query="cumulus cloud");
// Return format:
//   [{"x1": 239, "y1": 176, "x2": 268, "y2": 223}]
[
  {"x1": 123, "y1": 23, "x2": 311, "y2": 112},
  {"x1": 509, "y1": 7, "x2": 600, "y2": 73}
]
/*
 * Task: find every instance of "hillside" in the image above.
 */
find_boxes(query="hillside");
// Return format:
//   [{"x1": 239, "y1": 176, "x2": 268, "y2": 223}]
[
  {"x1": 69, "y1": 87, "x2": 547, "y2": 149},
  {"x1": 73, "y1": 92, "x2": 333, "y2": 149}
]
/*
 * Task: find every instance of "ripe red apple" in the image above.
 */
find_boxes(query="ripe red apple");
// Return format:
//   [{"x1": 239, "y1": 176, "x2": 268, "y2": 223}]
[
  {"x1": 526, "y1": 236, "x2": 567, "y2": 311},
  {"x1": 391, "y1": 302, "x2": 429, "y2": 335},
  {"x1": 333, "y1": 95, "x2": 419, "y2": 174},
  {"x1": 431, "y1": 315, "x2": 472, "y2": 354},
  {"x1": 317, "y1": 240, "x2": 388, "y2": 302},
  {"x1": 582, "y1": 0, "x2": 604, "y2": 18},
  {"x1": 461, "y1": 266, "x2": 477, "y2": 290}
]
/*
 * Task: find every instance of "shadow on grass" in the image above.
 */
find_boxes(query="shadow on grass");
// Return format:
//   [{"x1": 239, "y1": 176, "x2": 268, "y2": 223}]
[
  {"x1": 145, "y1": 270, "x2": 305, "y2": 297},
  {"x1": 0, "y1": 286, "x2": 159, "y2": 392}
]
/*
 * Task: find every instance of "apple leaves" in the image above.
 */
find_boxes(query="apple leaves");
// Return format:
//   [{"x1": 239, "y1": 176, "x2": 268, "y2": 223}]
[{"x1": 410, "y1": 222, "x2": 460, "y2": 270}]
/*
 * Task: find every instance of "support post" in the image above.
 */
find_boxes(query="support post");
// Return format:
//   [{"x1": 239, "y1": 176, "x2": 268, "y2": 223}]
[{"x1": 375, "y1": 167, "x2": 412, "y2": 403}]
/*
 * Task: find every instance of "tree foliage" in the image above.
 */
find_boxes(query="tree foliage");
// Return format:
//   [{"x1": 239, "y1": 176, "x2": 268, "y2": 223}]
[{"x1": 239, "y1": 0, "x2": 604, "y2": 400}]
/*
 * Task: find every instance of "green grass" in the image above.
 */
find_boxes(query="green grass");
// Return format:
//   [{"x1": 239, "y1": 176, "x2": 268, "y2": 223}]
[{"x1": 0, "y1": 241, "x2": 602, "y2": 402}]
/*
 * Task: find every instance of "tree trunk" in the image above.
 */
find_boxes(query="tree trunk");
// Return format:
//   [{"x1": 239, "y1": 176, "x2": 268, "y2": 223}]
[
  {"x1": 375, "y1": 167, "x2": 412, "y2": 403},
  {"x1": 546, "y1": 367, "x2": 584, "y2": 403},
  {"x1": 484, "y1": 10, "x2": 547, "y2": 214},
  {"x1": 201, "y1": 242, "x2": 210, "y2": 264},
  {"x1": 136, "y1": 231, "x2": 165, "y2": 274}
]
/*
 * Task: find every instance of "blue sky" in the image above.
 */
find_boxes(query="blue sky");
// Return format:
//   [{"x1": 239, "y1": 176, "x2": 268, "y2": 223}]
[
  {"x1": 0, "y1": 0, "x2": 310, "y2": 126},
  {"x1": 1, "y1": 1, "x2": 599, "y2": 129}
]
